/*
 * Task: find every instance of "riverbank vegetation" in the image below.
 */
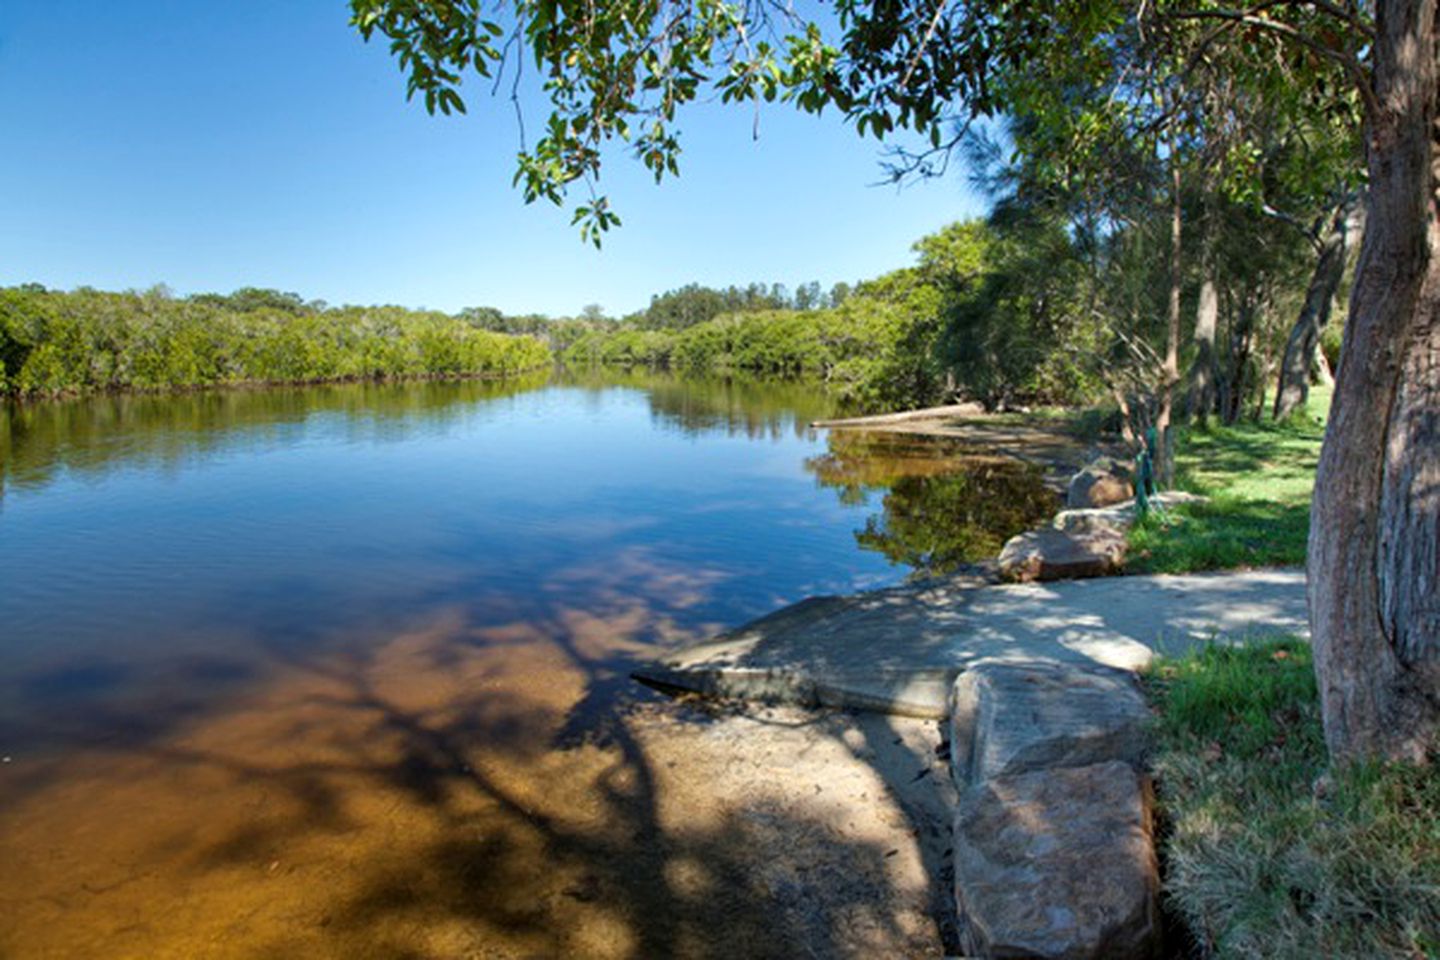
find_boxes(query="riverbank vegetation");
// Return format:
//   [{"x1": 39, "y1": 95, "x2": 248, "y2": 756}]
[
  {"x1": 1145, "y1": 640, "x2": 1439, "y2": 958},
  {"x1": 0, "y1": 285, "x2": 551, "y2": 398}
]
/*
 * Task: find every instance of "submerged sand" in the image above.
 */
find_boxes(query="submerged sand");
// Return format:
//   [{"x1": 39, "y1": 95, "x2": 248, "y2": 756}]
[{"x1": 1, "y1": 606, "x2": 955, "y2": 960}]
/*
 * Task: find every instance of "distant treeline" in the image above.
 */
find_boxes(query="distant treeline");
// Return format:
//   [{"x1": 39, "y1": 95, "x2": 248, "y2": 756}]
[
  {"x1": 559, "y1": 296, "x2": 939, "y2": 412},
  {"x1": 544, "y1": 204, "x2": 1354, "y2": 423},
  {"x1": 0, "y1": 285, "x2": 551, "y2": 398},
  {"x1": 551, "y1": 225, "x2": 1108, "y2": 414},
  {"x1": 0, "y1": 277, "x2": 859, "y2": 400},
  {"x1": 456, "y1": 279, "x2": 851, "y2": 338}
]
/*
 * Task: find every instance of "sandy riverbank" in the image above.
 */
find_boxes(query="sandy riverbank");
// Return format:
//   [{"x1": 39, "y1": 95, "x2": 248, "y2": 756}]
[{"x1": 811, "y1": 404, "x2": 1111, "y2": 489}]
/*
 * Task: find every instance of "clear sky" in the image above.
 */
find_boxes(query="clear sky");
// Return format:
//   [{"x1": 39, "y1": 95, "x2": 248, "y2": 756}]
[{"x1": 0, "y1": 1, "x2": 984, "y2": 317}]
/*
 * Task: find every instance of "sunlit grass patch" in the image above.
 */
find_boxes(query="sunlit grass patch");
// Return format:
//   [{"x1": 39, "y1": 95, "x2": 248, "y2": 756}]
[
  {"x1": 1127, "y1": 389, "x2": 1328, "y2": 573},
  {"x1": 1143, "y1": 640, "x2": 1440, "y2": 959}
]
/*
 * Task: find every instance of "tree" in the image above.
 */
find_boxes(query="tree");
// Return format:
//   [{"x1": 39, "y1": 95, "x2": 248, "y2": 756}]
[
  {"x1": 1302, "y1": 0, "x2": 1438, "y2": 762},
  {"x1": 353, "y1": 0, "x2": 1436, "y2": 764},
  {"x1": 1273, "y1": 191, "x2": 1364, "y2": 420}
]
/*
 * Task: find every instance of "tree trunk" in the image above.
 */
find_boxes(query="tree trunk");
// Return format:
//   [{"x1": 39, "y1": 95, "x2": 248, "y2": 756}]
[
  {"x1": 1220, "y1": 285, "x2": 1259, "y2": 425},
  {"x1": 1312, "y1": 346, "x2": 1335, "y2": 387},
  {"x1": 1156, "y1": 144, "x2": 1183, "y2": 488},
  {"x1": 1309, "y1": 0, "x2": 1440, "y2": 763},
  {"x1": 1186, "y1": 275, "x2": 1219, "y2": 422},
  {"x1": 1274, "y1": 193, "x2": 1364, "y2": 420}
]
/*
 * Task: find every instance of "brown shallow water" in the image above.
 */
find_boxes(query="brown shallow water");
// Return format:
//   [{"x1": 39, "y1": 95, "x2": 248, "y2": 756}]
[
  {"x1": 2, "y1": 570, "x2": 954, "y2": 959},
  {"x1": 0, "y1": 373, "x2": 1050, "y2": 958}
]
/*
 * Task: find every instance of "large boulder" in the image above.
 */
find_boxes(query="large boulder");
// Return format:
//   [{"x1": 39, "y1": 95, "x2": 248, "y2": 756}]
[
  {"x1": 1066, "y1": 457, "x2": 1135, "y2": 509},
  {"x1": 953, "y1": 761, "x2": 1162, "y2": 960},
  {"x1": 997, "y1": 527, "x2": 1126, "y2": 582},
  {"x1": 948, "y1": 660, "x2": 1152, "y2": 789}
]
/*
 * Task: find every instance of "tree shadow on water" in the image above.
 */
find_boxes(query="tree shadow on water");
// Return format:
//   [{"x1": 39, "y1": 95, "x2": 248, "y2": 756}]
[
  {"x1": 234, "y1": 633, "x2": 941, "y2": 958},
  {"x1": 2, "y1": 558, "x2": 954, "y2": 958}
]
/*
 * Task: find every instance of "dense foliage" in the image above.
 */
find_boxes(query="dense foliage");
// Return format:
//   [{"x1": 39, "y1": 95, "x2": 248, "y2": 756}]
[
  {"x1": 630, "y1": 281, "x2": 848, "y2": 329},
  {"x1": 0, "y1": 285, "x2": 551, "y2": 398}
]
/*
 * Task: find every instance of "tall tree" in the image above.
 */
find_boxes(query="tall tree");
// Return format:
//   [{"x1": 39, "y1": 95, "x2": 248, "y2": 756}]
[
  {"x1": 1273, "y1": 191, "x2": 1364, "y2": 419},
  {"x1": 352, "y1": 0, "x2": 1435, "y2": 763},
  {"x1": 1302, "y1": 0, "x2": 1438, "y2": 761}
]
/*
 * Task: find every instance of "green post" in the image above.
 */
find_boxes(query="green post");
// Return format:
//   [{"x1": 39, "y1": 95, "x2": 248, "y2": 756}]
[{"x1": 1136, "y1": 428, "x2": 1157, "y2": 517}]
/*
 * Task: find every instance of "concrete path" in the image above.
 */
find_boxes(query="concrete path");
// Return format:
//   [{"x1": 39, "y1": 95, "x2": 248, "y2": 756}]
[{"x1": 635, "y1": 569, "x2": 1308, "y2": 718}]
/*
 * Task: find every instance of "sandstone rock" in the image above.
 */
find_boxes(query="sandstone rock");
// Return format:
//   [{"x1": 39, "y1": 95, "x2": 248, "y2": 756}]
[
  {"x1": 953, "y1": 761, "x2": 1161, "y2": 960},
  {"x1": 1066, "y1": 458, "x2": 1135, "y2": 509},
  {"x1": 948, "y1": 660, "x2": 1151, "y2": 788},
  {"x1": 1051, "y1": 508, "x2": 1131, "y2": 539},
  {"x1": 997, "y1": 528, "x2": 1126, "y2": 582},
  {"x1": 1053, "y1": 490, "x2": 1211, "y2": 537}
]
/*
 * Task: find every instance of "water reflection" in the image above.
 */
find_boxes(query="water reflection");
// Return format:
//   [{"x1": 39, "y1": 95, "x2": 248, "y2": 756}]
[
  {"x1": 807, "y1": 432, "x2": 1058, "y2": 576},
  {"x1": 0, "y1": 373, "x2": 549, "y2": 498},
  {"x1": 0, "y1": 370, "x2": 833, "y2": 503},
  {"x1": 559, "y1": 367, "x2": 834, "y2": 440}
]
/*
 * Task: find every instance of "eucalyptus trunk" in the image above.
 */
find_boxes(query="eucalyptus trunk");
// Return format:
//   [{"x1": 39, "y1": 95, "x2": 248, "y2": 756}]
[
  {"x1": 1274, "y1": 193, "x2": 1363, "y2": 421},
  {"x1": 1187, "y1": 274, "x2": 1219, "y2": 423},
  {"x1": 1309, "y1": 0, "x2": 1440, "y2": 762},
  {"x1": 1184, "y1": 195, "x2": 1219, "y2": 425},
  {"x1": 1156, "y1": 149, "x2": 1183, "y2": 488}
]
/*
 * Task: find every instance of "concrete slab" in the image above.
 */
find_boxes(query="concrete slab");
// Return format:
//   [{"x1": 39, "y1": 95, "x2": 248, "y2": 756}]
[{"x1": 634, "y1": 569, "x2": 1308, "y2": 718}]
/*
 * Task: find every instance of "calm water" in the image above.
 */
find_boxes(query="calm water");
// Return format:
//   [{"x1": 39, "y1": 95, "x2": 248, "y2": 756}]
[{"x1": 0, "y1": 370, "x2": 1052, "y2": 959}]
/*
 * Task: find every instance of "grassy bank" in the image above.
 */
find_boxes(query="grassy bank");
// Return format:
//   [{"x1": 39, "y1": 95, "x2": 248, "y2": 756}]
[
  {"x1": 1143, "y1": 640, "x2": 1439, "y2": 959},
  {"x1": 1127, "y1": 389, "x2": 1329, "y2": 573}
]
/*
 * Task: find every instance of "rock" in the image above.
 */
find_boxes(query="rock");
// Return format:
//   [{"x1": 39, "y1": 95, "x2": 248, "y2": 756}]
[
  {"x1": 997, "y1": 528, "x2": 1126, "y2": 582},
  {"x1": 953, "y1": 761, "x2": 1162, "y2": 960},
  {"x1": 948, "y1": 660, "x2": 1151, "y2": 789},
  {"x1": 1066, "y1": 457, "x2": 1136, "y2": 509},
  {"x1": 1052, "y1": 507, "x2": 1131, "y2": 539},
  {"x1": 1053, "y1": 491, "x2": 1210, "y2": 537}
]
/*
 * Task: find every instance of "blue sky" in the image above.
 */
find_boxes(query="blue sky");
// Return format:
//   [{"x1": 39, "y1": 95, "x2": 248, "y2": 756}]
[{"x1": 0, "y1": 1, "x2": 984, "y2": 316}]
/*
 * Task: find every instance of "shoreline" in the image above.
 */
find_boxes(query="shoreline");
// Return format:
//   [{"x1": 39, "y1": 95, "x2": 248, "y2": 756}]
[
  {"x1": 0, "y1": 364, "x2": 556, "y2": 404},
  {"x1": 808, "y1": 402, "x2": 988, "y2": 429}
]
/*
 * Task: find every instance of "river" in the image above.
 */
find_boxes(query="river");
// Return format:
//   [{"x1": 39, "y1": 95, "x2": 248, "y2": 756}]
[{"x1": 0, "y1": 370, "x2": 1053, "y2": 959}]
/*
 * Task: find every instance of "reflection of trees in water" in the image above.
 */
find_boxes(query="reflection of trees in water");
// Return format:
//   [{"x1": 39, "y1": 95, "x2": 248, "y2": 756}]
[
  {"x1": 807, "y1": 431, "x2": 1057, "y2": 576},
  {"x1": 0, "y1": 373, "x2": 551, "y2": 498},
  {"x1": 558, "y1": 366, "x2": 836, "y2": 440},
  {"x1": 0, "y1": 370, "x2": 837, "y2": 503}
]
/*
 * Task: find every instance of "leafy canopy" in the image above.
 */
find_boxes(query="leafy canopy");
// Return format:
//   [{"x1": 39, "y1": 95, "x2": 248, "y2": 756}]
[
  {"x1": 348, "y1": 0, "x2": 1122, "y2": 243},
  {"x1": 350, "y1": 1, "x2": 1367, "y2": 242}
]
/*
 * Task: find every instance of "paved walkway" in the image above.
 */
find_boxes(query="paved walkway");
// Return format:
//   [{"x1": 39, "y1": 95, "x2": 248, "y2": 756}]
[{"x1": 635, "y1": 569, "x2": 1308, "y2": 718}]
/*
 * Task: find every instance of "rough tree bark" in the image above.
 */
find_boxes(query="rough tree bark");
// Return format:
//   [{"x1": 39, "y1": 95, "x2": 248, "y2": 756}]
[
  {"x1": 1309, "y1": 0, "x2": 1440, "y2": 762},
  {"x1": 1186, "y1": 205, "x2": 1221, "y2": 424},
  {"x1": 1156, "y1": 144, "x2": 1183, "y2": 488},
  {"x1": 1273, "y1": 193, "x2": 1364, "y2": 420}
]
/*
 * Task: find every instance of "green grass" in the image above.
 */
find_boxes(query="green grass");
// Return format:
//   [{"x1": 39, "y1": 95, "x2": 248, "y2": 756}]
[
  {"x1": 1143, "y1": 640, "x2": 1440, "y2": 959},
  {"x1": 1127, "y1": 389, "x2": 1329, "y2": 573}
]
